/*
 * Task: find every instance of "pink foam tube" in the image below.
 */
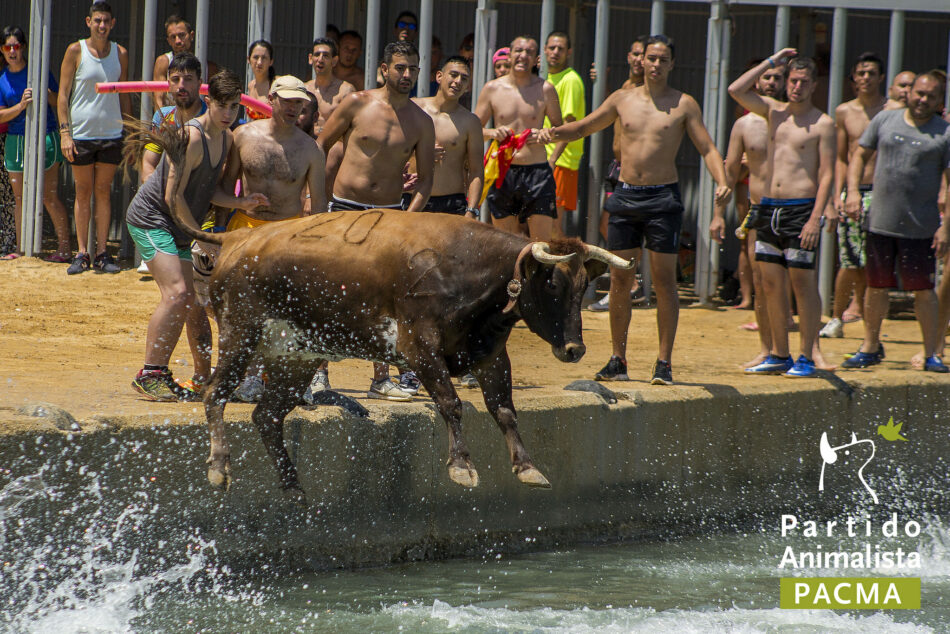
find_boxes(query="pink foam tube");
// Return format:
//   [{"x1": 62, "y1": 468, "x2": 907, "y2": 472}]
[{"x1": 95, "y1": 81, "x2": 272, "y2": 116}]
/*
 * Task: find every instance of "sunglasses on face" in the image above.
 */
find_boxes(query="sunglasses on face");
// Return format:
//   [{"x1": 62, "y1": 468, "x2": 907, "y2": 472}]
[
  {"x1": 1, "y1": 43, "x2": 23, "y2": 53},
  {"x1": 397, "y1": 21, "x2": 417, "y2": 30}
]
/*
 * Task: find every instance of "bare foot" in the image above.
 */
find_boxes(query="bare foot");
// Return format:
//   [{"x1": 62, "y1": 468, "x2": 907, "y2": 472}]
[
  {"x1": 910, "y1": 351, "x2": 925, "y2": 369},
  {"x1": 731, "y1": 301, "x2": 754, "y2": 310},
  {"x1": 812, "y1": 346, "x2": 837, "y2": 371},
  {"x1": 741, "y1": 351, "x2": 770, "y2": 368}
]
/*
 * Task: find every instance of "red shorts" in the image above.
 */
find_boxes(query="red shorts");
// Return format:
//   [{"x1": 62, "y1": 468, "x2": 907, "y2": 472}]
[
  {"x1": 553, "y1": 166, "x2": 578, "y2": 211},
  {"x1": 865, "y1": 231, "x2": 936, "y2": 291}
]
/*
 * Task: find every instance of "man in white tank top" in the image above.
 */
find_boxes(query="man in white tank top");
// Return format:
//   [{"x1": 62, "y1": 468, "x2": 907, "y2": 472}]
[
  {"x1": 151, "y1": 15, "x2": 219, "y2": 115},
  {"x1": 57, "y1": 1, "x2": 130, "y2": 275}
]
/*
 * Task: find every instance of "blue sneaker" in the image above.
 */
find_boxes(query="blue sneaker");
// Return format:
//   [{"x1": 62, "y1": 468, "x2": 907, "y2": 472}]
[
  {"x1": 841, "y1": 344, "x2": 885, "y2": 369},
  {"x1": 744, "y1": 354, "x2": 794, "y2": 375},
  {"x1": 784, "y1": 355, "x2": 817, "y2": 378},
  {"x1": 924, "y1": 355, "x2": 949, "y2": 373}
]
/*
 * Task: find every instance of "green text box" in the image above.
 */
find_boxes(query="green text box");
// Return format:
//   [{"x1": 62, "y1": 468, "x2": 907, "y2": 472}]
[{"x1": 780, "y1": 577, "x2": 920, "y2": 609}]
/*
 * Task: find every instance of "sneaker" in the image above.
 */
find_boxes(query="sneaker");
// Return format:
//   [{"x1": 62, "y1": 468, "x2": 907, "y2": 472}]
[
  {"x1": 302, "y1": 369, "x2": 331, "y2": 404},
  {"x1": 595, "y1": 356, "x2": 629, "y2": 381},
  {"x1": 132, "y1": 369, "x2": 179, "y2": 402},
  {"x1": 784, "y1": 355, "x2": 817, "y2": 378},
  {"x1": 819, "y1": 317, "x2": 844, "y2": 338},
  {"x1": 460, "y1": 372, "x2": 479, "y2": 388},
  {"x1": 93, "y1": 251, "x2": 121, "y2": 273},
  {"x1": 650, "y1": 359, "x2": 673, "y2": 385},
  {"x1": 368, "y1": 379, "x2": 413, "y2": 401},
  {"x1": 66, "y1": 253, "x2": 90, "y2": 275},
  {"x1": 137, "y1": 260, "x2": 150, "y2": 274},
  {"x1": 233, "y1": 375, "x2": 265, "y2": 402},
  {"x1": 587, "y1": 293, "x2": 610, "y2": 312},
  {"x1": 841, "y1": 345, "x2": 885, "y2": 369},
  {"x1": 924, "y1": 355, "x2": 950, "y2": 373},
  {"x1": 397, "y1": 371, "x2": 421, "y2": 395},
  {"x1": 744, "y1": 354, "x2": 794, "y2": 374}
]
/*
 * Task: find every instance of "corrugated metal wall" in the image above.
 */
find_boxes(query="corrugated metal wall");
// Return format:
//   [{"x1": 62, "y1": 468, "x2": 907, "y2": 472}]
[{"x1": 2, "y1": 1, "x2": 949, "y2": 260}]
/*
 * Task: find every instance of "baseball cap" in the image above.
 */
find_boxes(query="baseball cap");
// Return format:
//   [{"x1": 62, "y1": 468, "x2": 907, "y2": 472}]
[
  {"x1": 493, "y1": 47, "x2": 510, "y2": 65},
  {"x1": 270, "y1": 75, "x2": 309, "y2": 99}
]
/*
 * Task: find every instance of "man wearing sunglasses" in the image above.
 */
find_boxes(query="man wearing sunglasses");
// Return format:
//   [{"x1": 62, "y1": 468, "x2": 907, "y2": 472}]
[{"x1": 394, "y1": 11, "x2": 418, "y2": 44}]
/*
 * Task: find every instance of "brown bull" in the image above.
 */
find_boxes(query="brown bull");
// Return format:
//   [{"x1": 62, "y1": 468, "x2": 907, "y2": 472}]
[{"x1": 160, "y1": 138, "x2": 632, "y2": 494}]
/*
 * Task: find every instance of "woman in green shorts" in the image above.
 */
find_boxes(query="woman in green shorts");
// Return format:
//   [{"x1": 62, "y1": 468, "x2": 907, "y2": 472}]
[{"x1": 0, "y1": 25, "x2": 71, "y2": 261}]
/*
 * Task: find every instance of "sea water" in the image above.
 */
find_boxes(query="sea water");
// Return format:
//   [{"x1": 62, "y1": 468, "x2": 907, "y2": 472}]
[{"x1": 2, "y1": 470, "x2": 946, "y2": 633}]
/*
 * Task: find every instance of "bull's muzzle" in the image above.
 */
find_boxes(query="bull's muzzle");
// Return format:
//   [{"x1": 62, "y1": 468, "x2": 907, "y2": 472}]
[{"x1": 553, "y1": 342, "x2": 586, "y2": 363}]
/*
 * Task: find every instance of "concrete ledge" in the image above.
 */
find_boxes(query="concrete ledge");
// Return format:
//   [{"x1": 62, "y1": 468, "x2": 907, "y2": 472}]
[{"x1": 2, "y1": 380, "x2": 948, "y2": 570}]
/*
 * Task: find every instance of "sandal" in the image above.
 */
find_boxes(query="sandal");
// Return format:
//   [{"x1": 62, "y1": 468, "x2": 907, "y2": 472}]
[
  {"x1": 1, "y1": 253, "x2": 21, "y2": 260},
  {"x1": 44, "y1": 253, "x2": 71, "y2": 263},
  {"x1": 842, "y1": 312, "x2": 862, "y2": 324},
  {"x1": 739, "y1": 322, "x2": 759, "y2": 331}
]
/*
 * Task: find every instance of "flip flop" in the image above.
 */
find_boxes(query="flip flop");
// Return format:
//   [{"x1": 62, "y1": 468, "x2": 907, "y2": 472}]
[
  {"x1": 44, "y1": 254, "x2": 70, "y2": 263},
  {"x1": 842, "y1": 312, "x2": 862, "y2": 323},
  {"x1": 739, "y1": 322, "x2": 759, "y2": 331},
  {"x1": 0, "y1": 253, "x2": 20, "y2": 260}
]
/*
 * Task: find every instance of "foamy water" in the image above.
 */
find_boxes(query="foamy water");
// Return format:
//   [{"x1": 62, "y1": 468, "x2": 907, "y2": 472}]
[{"x1": 1, "y1": 471, "x2": 946, "y2": 633}]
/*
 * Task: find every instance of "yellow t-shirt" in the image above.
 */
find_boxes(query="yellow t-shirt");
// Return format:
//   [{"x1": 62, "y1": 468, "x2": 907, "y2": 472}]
[{"x1": 544, "y1": 67, "x2": 586, "y2": 171}]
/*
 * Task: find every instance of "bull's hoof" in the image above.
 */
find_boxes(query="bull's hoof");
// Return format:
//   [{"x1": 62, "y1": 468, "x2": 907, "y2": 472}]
[
  {"x1": 207, "y1": 465, "x2": 231, "y2": 491},
  {"x1": 448, "y1": 465, "x2": 480, "y2": 488},
  {"x1": 281, "y1": 486, "x2": 308, "y2": 507},
  {"x1": 515, "y1": 466, "x2": 551, "y2": 488}
]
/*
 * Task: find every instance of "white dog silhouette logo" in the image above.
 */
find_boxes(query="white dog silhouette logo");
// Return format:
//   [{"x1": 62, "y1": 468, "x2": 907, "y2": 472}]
[{"x1": 819, "y1": 432, "x2": 878, "y2": 504}]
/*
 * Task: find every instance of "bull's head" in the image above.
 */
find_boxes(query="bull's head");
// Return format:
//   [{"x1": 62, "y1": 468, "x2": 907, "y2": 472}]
[{"x1": 514, "y1": 240, "x2": 634, "y2": 363}]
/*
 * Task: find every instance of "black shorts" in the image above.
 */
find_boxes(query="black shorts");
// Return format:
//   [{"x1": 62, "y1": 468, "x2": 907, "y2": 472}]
[
  {"x1": 865, "y1": 231, "x2": 935, "y2": 291},
  {"x1": 70, "y1": 137, "x2": 123, "y2": 166},
  {"x1": 487, "y1": 162, "x2": 557, "y2": 221},
  {"x1": 753, "y1": 197, "x2": 817, "y2": 269},
  {"x1": 604, "y1": 183, "x2": 684, "y2": 254},
  {"x1": 328, "y1": 195, "x2": 402, "y2": 212},
  {"x1": 401, "y1": 192, "x2": 468, "y2": 215}
]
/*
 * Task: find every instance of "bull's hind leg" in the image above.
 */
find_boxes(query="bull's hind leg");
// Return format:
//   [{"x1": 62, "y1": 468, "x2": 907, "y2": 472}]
[
  {"x1": 203, "y1": 319, "x2": 261, "y2": 490},
  {"x1": 408, "y1": 350, "x2": 479, "y2": 487},
  {"x1": 252, "y1": 359, "x2": 318, "y2": 496},
  {"x1": 473, "y1": 350, "x2": 550, "y2": 488}
]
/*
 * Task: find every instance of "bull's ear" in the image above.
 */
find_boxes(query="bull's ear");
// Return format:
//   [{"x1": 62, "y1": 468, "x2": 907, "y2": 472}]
[{"x1": 584, "y1": 259, "x2": 608, "y2": 281}]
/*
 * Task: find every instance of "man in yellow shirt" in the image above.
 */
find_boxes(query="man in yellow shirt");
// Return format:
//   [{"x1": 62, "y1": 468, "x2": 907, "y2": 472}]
[{"x1": 543, "y1": 31, "x2": 585, "y2": 238}]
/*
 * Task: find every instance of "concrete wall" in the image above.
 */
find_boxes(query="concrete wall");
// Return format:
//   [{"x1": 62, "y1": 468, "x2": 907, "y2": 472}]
[{"x1": 2, "y1": 381, "x2": 947, "y2": 571}]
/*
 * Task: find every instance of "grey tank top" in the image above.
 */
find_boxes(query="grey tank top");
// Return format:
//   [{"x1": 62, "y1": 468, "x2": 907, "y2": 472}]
[{"x1": 126, "y1": 119, "x2": 226, "y2": 246}]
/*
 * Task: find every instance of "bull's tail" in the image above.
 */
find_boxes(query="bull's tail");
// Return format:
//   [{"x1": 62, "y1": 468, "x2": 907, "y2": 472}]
[{"x1": 121, "y1": 115, "x2": 225, "y2": 246}]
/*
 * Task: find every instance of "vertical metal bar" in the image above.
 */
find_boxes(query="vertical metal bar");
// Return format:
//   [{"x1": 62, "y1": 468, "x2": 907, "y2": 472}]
[
  {"x1": 417, "y1": 0, "x2": 433, "y2": 98},
  {"x1": 886, "y1": 10, "x2": 905, "y2": 88},
  {"x1": 819, "y1": 6, "x2": 848, "y2": 315},
  {"x1": 364, "y1": 0, "x2": 381, "y2": 91},
  {"x1": 584, "y1": 0, "x2": 609, "y2": 245},
  {"x1": 472, "y1": 0, "x2": 497, "y2": 113},
  {"x1": 946, "y1": 29, "x2": 950, "y2": 113},
  {"x1": 24, "y1": 0, "x2": 52, "y2": 256},
  {"x1": 313, "y1": 0, "x2": 327, "y2": 47},
  {"x1": 140, "y1": 0, "x2": 157, "y2": 120},
  {"x1": 539, "y1": 0, "x2": 556, "y2": 77},
  {"x1": 650, "y1": 0, "x2": 665, "y2": 36},
  {"x1": 774, "y1": 5, "x2": 790, "y2": 50},
  {"x1": 195, "y1": 0, "x2": 210, "y2": 82},
  {"x1": 696, "y1": 1, "x2": 723, "y2": 303}
]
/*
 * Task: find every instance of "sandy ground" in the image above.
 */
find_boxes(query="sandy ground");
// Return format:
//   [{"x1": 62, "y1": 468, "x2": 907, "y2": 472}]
[{"x1": 0, "y1": 254, "x2": 942, "y2": 427}]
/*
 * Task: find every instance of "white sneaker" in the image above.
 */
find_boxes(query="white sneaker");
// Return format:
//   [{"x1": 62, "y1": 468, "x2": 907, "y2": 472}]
[
  {"x1": 233, "y1": 375, "x2": 264, "y2": 402},
  {"x1": 587, "y1": 294, "x2": 610, "y2": 312},
  {"x1": 367, "y1": 379, "x2": 413, "y2": 402},
  {"x1": 302, "y1": 369, "x2": 330, "y2": 404},
  {"x1": 137, "y1": 260, "x2": 150, "y2": 274},
  {"x1": 819, "y1": 317, "x2": 844, "y2": 338}
]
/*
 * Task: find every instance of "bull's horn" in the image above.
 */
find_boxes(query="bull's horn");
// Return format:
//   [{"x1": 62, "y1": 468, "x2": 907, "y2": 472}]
[
  {"x1": 531, "y1": 242, "x2": 576, "y2": 264},
  {"x1": 585, "y1": 244, "x2": 636, "y2": 269}
]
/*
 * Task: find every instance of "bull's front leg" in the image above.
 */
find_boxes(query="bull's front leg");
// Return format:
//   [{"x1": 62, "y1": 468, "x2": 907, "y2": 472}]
[
  {"x1": 473, "y1": 350, "x2": 551, "y2": 488},
  {"x1": 411, "y1": 354, "x2": 479, "y2": 487}
]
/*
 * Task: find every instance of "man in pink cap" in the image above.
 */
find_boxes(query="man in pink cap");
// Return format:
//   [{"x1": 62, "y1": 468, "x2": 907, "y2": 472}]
[{"x1": 493, "y1": 47, "x2": 510, "y2": 78}]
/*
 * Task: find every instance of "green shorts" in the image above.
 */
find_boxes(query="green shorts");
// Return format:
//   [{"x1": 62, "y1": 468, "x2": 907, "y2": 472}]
[
  {"x1": 127, "y1": 224, "x2": 193, "y2": 262},
  {"x1": 3, "y1": 131, "x2": 64, "y2": 172},
  {"x1": 837, "y1": 187, "x2": 871, "y2": 269}
]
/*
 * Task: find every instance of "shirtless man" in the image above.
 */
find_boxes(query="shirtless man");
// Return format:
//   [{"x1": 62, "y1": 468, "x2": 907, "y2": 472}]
[
  {"x1": 886, "y1": 70, "x2": 916, "y2": 110},
  {"x1": 475, "y1": 35, "x2": 562, "y2": 241},
  {"x1": 710, "y1": 61, "x2": 786, "y2": 368},
  {"x1": 408, "y1": 56, "x2": 483, "y2": 217},
  {"x1": 316, "y1": 40, "x2": 435, "y2": 401},
  {"x1": 335, "y1": 30, "x2": 364, "y2": 91},
  {"x1": 540, "y1": 35, "x2": 731, "y2": 385},
  {"x1": 305, "y1": 38, "x2": 355, "y2": 198},
  {"x1": 151, "y1": 15, "x2": 218, "y2": 113},
  {"x1": 730, "y1": 49, "x2": 836, "y2": 378},
  {"x1": 820, "y1": 53, "x2": 888, "y2": 339}
]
